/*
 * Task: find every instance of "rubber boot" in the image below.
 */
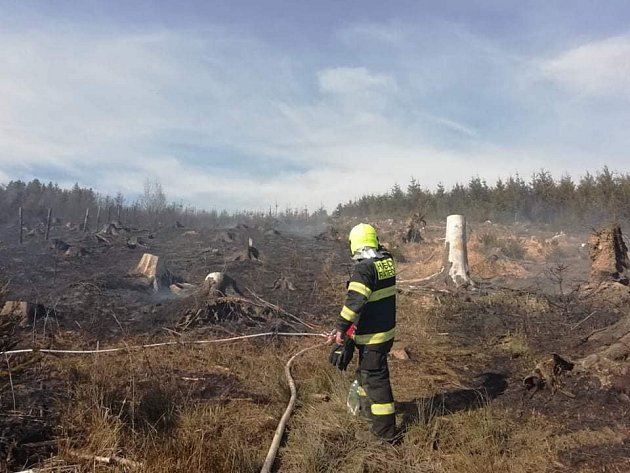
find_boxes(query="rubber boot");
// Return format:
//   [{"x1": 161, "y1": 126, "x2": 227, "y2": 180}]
[{"x1": 372, "y1": 413, "x2": 398, "y2": 442}]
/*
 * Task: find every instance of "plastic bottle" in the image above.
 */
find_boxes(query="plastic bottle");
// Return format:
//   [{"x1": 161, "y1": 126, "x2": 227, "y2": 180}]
[{"x1": 346, "y1": 380, "x2": 360, "y2": 416}]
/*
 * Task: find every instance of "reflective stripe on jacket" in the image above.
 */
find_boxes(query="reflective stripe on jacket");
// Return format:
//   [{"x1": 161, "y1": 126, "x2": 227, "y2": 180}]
[{"x1": 336, "y1": 253, "x2": 396, "y2": 345}]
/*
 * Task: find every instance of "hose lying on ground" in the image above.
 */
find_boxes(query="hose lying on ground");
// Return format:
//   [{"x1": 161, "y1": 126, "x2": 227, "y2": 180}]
[
  {"x1": 0, "y1": 332, "x2": 325, "y2": 356},
  {"x1": 260, "y1": 342, "x2": 323, "y2": 473},
  {"x1": 2, "y1": 331, "x2": 328, "y2": 472}
]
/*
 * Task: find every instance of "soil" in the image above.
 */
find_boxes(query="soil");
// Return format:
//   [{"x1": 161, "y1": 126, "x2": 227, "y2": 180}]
[{"x1": 1, "y1": 219, "x2": 629, "y2": 471}]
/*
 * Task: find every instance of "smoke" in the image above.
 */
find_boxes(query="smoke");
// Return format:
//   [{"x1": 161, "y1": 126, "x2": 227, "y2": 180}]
[{"x1": 275, "y1": 220, "x2": 330, "y2": 238}]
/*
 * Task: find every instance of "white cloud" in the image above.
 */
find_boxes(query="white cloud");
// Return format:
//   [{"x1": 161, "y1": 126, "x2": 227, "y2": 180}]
[
  {"x1": 0, "y1": 22, "x2": 627, "y2": 212},
  {"x1": 541, "y1": 35, "x2": 630, "y2": 98},
  {"x1": 98, "y1": 142, "x2": 568, "y2": 212},
  {"x1": 318, "y1": 67, "x2": 396, "y2": 95},
  {"x1": 422, "y1": 114, "x2": 478, "y2": 138},
  {"x1": 337, "y1": 22, "x2": 406, "y2": 47}
]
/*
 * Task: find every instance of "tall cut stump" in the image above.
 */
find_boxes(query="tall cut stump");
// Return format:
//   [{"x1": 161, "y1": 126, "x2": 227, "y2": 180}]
[
  {"x1": 588, "y1": 225, "x2": 629, "y2": 285},
  {"x1": 444, "y1": 214, "x2": 475, "y2": 288}
]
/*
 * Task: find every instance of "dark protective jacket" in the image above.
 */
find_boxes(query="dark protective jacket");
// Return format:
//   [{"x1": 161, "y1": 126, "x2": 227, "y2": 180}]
[{"x1": 336, "y1": 251, "x2": 396, "y2": 345}]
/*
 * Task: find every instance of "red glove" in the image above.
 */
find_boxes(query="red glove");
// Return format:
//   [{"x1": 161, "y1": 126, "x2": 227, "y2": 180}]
[{"x1": 346, "y1": 324, "x2": 356, "y2": 338}]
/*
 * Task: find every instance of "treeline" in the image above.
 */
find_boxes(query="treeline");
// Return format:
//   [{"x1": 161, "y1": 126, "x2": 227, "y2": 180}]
[
  {"x1": 0, "y1": 178, "x2": 327, "y2": 230},
  {"x1": 334, "y1": 167, "x2": 630, "y2": 227},
  {"x1": 4, "y1": 167, "x2": 628, "y2": 231}
]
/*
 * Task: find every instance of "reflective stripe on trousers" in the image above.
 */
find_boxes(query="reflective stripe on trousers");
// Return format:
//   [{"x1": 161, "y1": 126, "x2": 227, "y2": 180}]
[{"x1": 356, "y1": 340, "x2": 396, "y2": 439}]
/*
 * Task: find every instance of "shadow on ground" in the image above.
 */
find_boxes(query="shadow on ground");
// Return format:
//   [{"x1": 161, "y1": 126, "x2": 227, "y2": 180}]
[{"x1": 397, "y1": 372, "x2": 508, "y2": 431}]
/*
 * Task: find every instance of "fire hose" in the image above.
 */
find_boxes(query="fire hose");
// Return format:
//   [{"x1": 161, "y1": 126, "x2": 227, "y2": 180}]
[
  {"x1": 260, "y1": 342, "x2": 324, "y2": 473},
  {"x1": 0, "y1": 332, "x2": 323, "y2": 356},
  {"x1": 1, "y1": 331, "x2": 329, "y2": 472}
]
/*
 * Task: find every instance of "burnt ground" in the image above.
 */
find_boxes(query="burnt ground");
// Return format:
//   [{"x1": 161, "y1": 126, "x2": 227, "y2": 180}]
[
  {"x1": 1, "y1": 219, "x2": 630, "y2": 471},
  {"x1": 0, "y1": 222, "x2": 348, "y2": 469},
  {"x1": 390, "y1": 222, "x2": 630, "y2": 472},
  {"x1": 0, "y1": 223, "x2": 349, "y2": 337},
  {"x1": 416, "y1": 289, "x2": 630, "y2": 471}
]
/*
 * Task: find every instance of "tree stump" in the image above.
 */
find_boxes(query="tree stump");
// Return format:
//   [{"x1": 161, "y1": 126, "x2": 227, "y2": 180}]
[
  {"x1": 0, "y1": 301, "x2": 51, "y2": 327},
  {"x1": 401, "y1": 213, "x2": 426, "y2": 243},
  {"x1": 248, "y1": 237, "x2": 260, "y2": 261},
  {"x1": 444, "y1": 215, "x2": 475, "y2": 287},
  {"x1": 134, "y1": 253, "x2": 173, "y2": 292},
  {"x1": 204, "y1": 272, "x2": 244, "y2": 297},
  {"x1": 588, "y1": 225, "x2": 629, "y2": 285},
  {"x1": 579, "y1": 309, "x2": 630, "y2": 396}
]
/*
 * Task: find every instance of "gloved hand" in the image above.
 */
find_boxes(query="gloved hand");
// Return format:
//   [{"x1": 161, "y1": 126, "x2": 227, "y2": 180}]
[{"x1": 329, "y1": 337, "x2": 355, "y2": 371}]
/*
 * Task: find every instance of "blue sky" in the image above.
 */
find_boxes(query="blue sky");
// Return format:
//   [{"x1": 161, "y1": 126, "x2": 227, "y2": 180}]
[{"x1": 1, "y1": 1, "x2": 629, "y2": 211}]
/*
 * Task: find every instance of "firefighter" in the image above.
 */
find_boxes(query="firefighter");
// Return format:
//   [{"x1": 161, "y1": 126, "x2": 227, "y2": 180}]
[{"x1": 328, "y1": 223, "x2": 397, "y2": 441}]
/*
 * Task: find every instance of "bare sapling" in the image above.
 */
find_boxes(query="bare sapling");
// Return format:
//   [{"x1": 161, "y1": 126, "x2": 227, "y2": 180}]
[
  {"x1": 82, "y1": 208, "x2": 89, "y2": 233},
  {"x1": 18, "y1": 207, "x2": 23, "y2": 245},
  {"x1": 95, "y1": 206, "x2": 101, "y2": 233},
  {"x1": 45, "y1": 208, "x2": 52, "y2": 241}
]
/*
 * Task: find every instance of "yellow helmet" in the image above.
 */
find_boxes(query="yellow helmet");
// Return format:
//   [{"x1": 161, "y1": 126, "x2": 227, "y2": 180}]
[{"x1": 348, "y1": 223, "x2": 379, "y2": 254}]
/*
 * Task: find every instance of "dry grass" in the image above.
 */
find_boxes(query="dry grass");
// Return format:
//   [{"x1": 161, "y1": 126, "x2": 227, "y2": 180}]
[
  {"x1": 468, "y1": 233, "x2": 531, "y2": 280},
  {"x1": 469, "y1": 253, "x2": 528, "y2": 280},
  {"x1": 281, "y1": 375, "x2": 559, "y2": 473},
  {"x1": 497, "y1": 330, "x2": 531, "y2": 358},
  {"x1": 553, "y1": 426, "x2": 627, "y2": 452},
  {"x1": 396, "y1": 241, "x2": 445, "y2": 281},
  {"x1": 6, "y1": 223, "x2": 620, "y2": 472},
  {"x1": 475, "y1": 231, "x2": 527, "y2": 260},
  {"x1": 313, "y1": 256, "x2": 347, "y2": 303},
  {"x1": 44, "y1": 290, "x2": 516, "y2": 473},
  {"x1": 477, "y1": 231, "x2": 500, "y2": 249},
  {"x1": 500, "y1": 238, "x2": 527, "y2": 260},
  {"x1": 50, "y1": 339, "x2": 304, "y2": 472},
  {"x1": 409, "y1": 407, "x2": 556, "y2": 472},
  {"x1": 275, "y1": 292, "x2": 572, "y2": 473}
]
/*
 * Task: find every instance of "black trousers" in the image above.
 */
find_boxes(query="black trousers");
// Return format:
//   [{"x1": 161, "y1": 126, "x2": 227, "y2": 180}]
[{"x1": 355, "y1": 340, "x2": 396, "y2": 439}]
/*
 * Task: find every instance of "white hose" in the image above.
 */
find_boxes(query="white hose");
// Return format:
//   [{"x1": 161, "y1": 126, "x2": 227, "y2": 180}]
[
  {"x1": 2, "y1": 331, "x2": 328, "y2": 472},
  {"x1": 260, "y1": 343, "x2": 322, "y2": 473},
  {"x1": 0, "y1": 332, "x2": 325, "y2": 357}
]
